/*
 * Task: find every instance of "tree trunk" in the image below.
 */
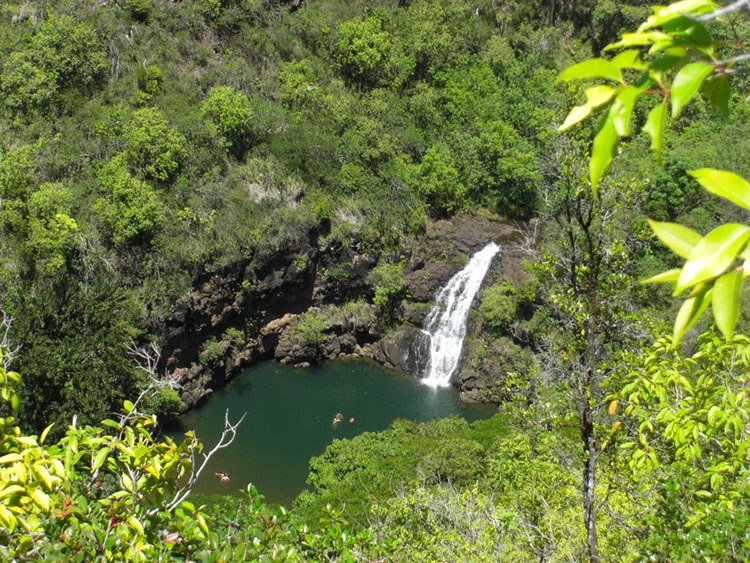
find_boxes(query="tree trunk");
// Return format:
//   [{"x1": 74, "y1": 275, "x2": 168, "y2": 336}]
[
  {"x1": 582, "y1": 253, "x2": 600, "y2": 562},
  {"x1": 581, "y1": 406, "x2": 599, "y2": 562}
]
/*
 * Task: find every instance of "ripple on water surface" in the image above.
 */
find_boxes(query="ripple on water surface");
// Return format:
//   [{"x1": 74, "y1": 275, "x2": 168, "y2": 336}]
[{"x1": 166, "y1": 359, "x2": 494, "y2": 505}]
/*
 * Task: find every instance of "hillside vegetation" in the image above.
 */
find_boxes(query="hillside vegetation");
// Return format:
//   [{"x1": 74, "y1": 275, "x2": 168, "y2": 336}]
[{"x1": 0, "y1": 0, "x2": 749, "y2": 560}]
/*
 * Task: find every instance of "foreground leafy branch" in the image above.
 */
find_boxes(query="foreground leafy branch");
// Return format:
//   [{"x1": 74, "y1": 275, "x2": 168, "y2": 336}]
[
  {"x1": 0, "y1": 333, "x2": 245, "y2": 561},
  {"x1": 559, "y1": 0, "x2": 750, "y2": 343}
]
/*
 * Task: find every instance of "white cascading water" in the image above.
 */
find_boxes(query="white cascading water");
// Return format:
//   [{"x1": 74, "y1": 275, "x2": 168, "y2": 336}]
[{"x1": 420, "y1": 242, "x2": 501, "y2": 388}]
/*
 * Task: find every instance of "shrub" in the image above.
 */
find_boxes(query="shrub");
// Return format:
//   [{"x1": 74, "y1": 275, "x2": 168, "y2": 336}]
[
  {"x1": 95, "y1": 157, "x2": 165, "y2": 246},
  {"x1": 198, "y1": 337, "x2": 224, "y2": 365},
  {"x1": 124, "y1": 107, "x2": 187, "y2": 181},
  {"x1": 24, "y1": 183, "x2": 79, "y2": 276},
  {"x1": 291, "y1": 311, "x2": 328, "y2": 345},
  {"x1": 478, "y1": 282, "x2": 518, "y2": 335},
  {"x1": 201, "y1": 86, "x2": 254, "y2": 157}
]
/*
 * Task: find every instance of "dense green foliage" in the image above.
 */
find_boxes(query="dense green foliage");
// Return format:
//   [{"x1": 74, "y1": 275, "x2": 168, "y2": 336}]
[
  {"x1": 0, "y1": 0, "x2": 589, "y2": 429},
  {"x1": 1, "y1": 0, "x2": 750, "y2": 560}
]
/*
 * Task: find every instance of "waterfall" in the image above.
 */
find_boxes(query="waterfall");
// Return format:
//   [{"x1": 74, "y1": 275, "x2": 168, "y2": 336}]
[{"x1": 420, "y1": 242, "x2": 501, "y2": 388}]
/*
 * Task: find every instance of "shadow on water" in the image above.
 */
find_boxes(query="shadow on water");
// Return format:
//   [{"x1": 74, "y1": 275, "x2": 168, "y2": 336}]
[{"x1": 165, "y1": 358, "x2": 494, "y2": 506}]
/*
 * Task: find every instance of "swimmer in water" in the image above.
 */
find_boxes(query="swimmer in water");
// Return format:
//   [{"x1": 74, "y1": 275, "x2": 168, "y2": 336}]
[
  {"x1": 215, "y1": 472, "x2": 230, "y2": 483},
  {"x1": 332, "y1": 412, "x2": 343, "y2": 428}
]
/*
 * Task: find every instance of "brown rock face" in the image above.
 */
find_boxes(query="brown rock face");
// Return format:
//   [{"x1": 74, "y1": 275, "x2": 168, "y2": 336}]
[{"x1": 161, "y1": 211, "x2": 532, "y2": 411}]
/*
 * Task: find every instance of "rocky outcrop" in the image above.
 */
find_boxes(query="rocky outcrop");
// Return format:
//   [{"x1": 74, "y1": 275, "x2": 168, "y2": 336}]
[
  {"x1": 159, "y1": 216, "x2": 379, "y2": 409},
  {"x1": 160, "y1": 210, "x2": 533, "y2": 412},
  {"x1": 402, "y1": 213, "x2": 521, "y2": 302},
  {"x1": 369, "y1": 325, "x2": 429, "y2": 377},
  {"x1": 273, "y1": 304, "x2": 380, "y2": 367}
]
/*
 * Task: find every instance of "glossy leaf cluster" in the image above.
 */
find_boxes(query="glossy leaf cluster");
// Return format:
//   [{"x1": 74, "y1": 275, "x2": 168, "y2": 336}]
[{"x1": 559, "y1": 0, "x2": 750, "y2": 342}]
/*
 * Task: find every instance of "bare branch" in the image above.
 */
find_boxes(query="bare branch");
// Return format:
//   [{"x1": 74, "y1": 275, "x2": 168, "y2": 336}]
[
  {"x1": 164, "y1": 409, "x2": 247, "y2": 513},
  {"x1": 694, "y1": 0, "x2": 750, "y2": 21},
  {"x1": 0, "y1": 310, "x2": 20, "y2": 371}
]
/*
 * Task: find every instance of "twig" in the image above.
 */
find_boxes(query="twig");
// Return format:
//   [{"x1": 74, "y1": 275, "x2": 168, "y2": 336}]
[
  {"x1": 694, "y1": 0, "x2": 750, "y2": 21},
  {"x1": 163, "y1": 409, "x2": 246, "y2": 513}
]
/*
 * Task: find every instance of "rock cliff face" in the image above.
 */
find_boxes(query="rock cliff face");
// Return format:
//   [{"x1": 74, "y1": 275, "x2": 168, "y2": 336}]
[
  {"x1": 161, "y1": 212, "x2": 530, "y2": 411},
  {"x1": 369, "y1": 213, "x2": 529, "y2": 395}
]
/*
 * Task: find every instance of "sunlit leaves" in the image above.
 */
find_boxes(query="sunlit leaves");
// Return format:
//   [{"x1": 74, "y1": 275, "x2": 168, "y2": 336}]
[
  {"x1": 691, "y1": 169, "x2": 750, "y2": 210},
  {"x1": 557, "y1": 0, "x2": 721, "y2": 193},
  {"x1": 558, "y1": 86, "x2": 616, "y2": 131},
  {"x1": 557, "y1": 0, "x2": 750, "y2": 343},
  {"x1": 640, "y1": 0, "x2": 716, "y2": 31},
  {"x1": 647, "y1": 211, "x2": 750, "y2": 342},
  {"x1": 642, "y1": 268, "x2": 680, "y2": 284},
  {"x1": 643, "y1": 103, "x2": 667, "y2": 155},
  {"x1": 616, "y1": 333, "x2": 749, "y2": 548},
  {"x1": 712, "y1": 271, "x2": 743, "y2": 339},
  {"x1": 590, "y1": 107, "x2": 619, "y2": 194},
  {"x1": 673, "y1": 285, "x2": 712, "y2": 342},
  {"x1": 613, "y1": 85, "x2": 647, "y2": 137},
  {"x1": 647, "y1": 220, "x2": 701, "y2": 259},
  {"x1": 671, "y1": 62, "x2": 714, "y2": 117},
  {"x1": 556, "y1": 58, "x2": 623, "y2": 83},
  {"x1": 675, "y1": 223, "x2": 750, "y2": 294}
]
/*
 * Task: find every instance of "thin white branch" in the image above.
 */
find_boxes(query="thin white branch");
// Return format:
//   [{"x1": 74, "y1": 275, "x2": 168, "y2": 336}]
[
  {"x1": 0, "y1": 310, "x2": 20, "y2": 370},
  {"x1": 694, "y1": 0, "x2": 750, "y2": 21},
  {"x1": 164, "y1": 409, "x2": 247, "y2": 513}
]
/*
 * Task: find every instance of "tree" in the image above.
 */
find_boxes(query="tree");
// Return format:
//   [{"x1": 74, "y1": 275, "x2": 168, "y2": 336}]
[
  {"x1": 94, "y1": 157, "x2": 165, "y2": 246},
  {"x1": 335, "y1": 15, "x2": 413, "y2": 89},
  {"x1": 201, "y1": 86, "x2": 255, "y2": 158},
  {"x1": 415, "y1": 143, "x2": 467, "y2": 214},
  {"x1": 533, "y1": 148, "x2": 647, "y2": 561},
  {"x1": 23, "y1": 183, "x2": 79, "y2": 276},
  {"x1": 0, "y1": 15, "x2": 106, "y2": 116},
  {"x1": 614, "y1": 333, "x2": 750, "y2": 559},
  {"x1": 557, "y1": 1, "x2": 750, "y2": 558},
  {"x1": 0, "y1": 327, "x2": 245, "y2": 561},
  {"x1": 123, "y1": 108, "x2": 187, "y2": 182}
]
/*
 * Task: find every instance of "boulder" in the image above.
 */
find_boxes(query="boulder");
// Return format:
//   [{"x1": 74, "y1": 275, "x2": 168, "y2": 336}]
[{"x1": 371, "y1": 325, "x2": 430, "y2": 377}]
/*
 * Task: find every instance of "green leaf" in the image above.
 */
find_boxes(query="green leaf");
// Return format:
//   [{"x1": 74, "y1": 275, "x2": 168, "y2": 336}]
[
  {"x1": 674, "y1": 285, "x2": 712, "y2": 343},
  {"x1": 590, "y1": 109, "x2": 618, "y2": 194},
  {"x1": 606, "y1": 31, "x2": 672, "y2": 50},
  {"x1": 690, "y1": 169, "x2": 750, "y2": 211},
  {"x1": 676, "y1": 223, "x2": 750, "y2": 294},
  {"x1": 33, "y1": 462, "x2": 53, "y2": 490},
  {"x1": 672, "y1": 21, "x2": 713, "y2": 51},
  {"x1": 641, "y1": 0, "x2": 717, "y2": 31},
  {"x1": 31, "y1": 489, "x2": 51, "y2": 511},
  {"x1": 92, "y1": 447, "x2": 109, "y2": 471},
  {"x1": 128, "y1": 516, "x2": 145, "y2": 535},
  {"x1": 648, "y1": 220, "x2": 702, "y2": 259},
  {"x1": 642, "y1": 268, "x2": 681, "y2": 284},
  {"x1": 712, "y1": 270, "x2": 742, "y2": 339},
  {"x1": 556, "y1": 58, "x2": 623, "y2": 83},
  {"x1": 0, "y1": 504, "x2": 17, "y2": 532},
  {"x1": 700, "y1": 75, "x2": 730, "y2": 116},
  {"x1": 0, "y1": 484, "x2": 24, "y2": 498},
  {"x1": 558, "y1": 86, "x2": 617, "y2": 131},
  {"x1": 671, "y1": 62, "x2": 714, "y2": 117},
  {"x1": 612, "y1": 85, "x2": 646, "y2": 136},
  {"x1": 0, "y1": 453, "x2": 24, "y2": 464},
  {"x1": 611, "y1": 49, "x2": 647, "y2": 70},
  {"x1": 39, "y1": 423, "x2": 54, "y2": 446},
  {"x1": 643, "y1": 103, "x2": 667, "y2": 156}
]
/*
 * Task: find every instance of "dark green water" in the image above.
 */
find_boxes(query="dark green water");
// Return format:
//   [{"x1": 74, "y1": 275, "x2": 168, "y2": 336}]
[{"x1": 166, "y1": 359, "x2": 494, "y2": 505}]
